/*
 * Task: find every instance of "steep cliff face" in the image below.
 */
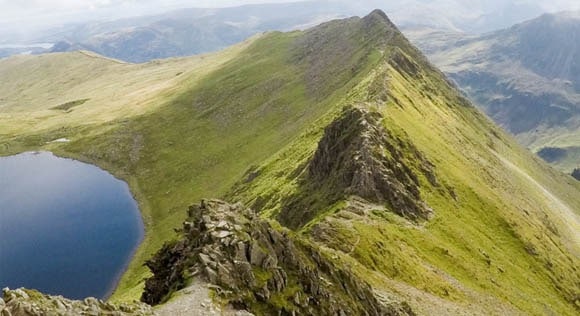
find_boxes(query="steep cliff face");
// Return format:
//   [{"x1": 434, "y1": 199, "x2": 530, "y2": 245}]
[
  {"x1": 142, "y1": 199, "x2": 414, "y2": 316},
  {"x1": 0, "y1": 288, "x2": 153, "y2": 316}
]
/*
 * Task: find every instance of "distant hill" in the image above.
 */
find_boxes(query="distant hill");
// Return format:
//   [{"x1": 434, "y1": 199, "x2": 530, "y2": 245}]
[
  {"x1": 407, "y1": 11, "x2": 580, "y2": 172},
  {"x1": 47, "y1": 2, "x2": 355, "y2": 63}
]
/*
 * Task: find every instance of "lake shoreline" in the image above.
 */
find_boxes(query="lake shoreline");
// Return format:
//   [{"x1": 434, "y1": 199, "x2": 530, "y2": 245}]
[{"x1": 0, "y1": 151, "x2": 145, "y2": 300}]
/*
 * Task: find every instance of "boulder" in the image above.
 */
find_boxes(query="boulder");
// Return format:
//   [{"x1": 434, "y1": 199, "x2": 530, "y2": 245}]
[{"x1": 571, "y1": 168, "x2": 580, "y2": 181}]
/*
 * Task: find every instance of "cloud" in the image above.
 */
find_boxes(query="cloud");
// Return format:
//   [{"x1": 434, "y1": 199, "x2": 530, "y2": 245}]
[
  {"x1": 0, "y1": 0, "x2": 296, "y2": 13},
  {"x1": 0, "y1": 0, "x2": 130, "y2": 10},
  {"x1": 0, "y1": 0, "x2": 304, "y2": 22},
  {"x1": 540, "y1": 0, "x2": 580, "y2": 11},
  {"x1": 0, "y1": 0, "x2": 306, "y2": 41}
]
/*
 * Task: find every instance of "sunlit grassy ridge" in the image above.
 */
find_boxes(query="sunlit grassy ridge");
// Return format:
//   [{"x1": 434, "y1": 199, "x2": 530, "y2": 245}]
[
  {"x1": 1, "y1": 10, "x2": 578, "y2": 315},
  {"x1": 227, "y1": 16, "x2": 580, "y2": 315},
  {"x1": 0, "y1": 42, "x2": 256, "y2": 143}
]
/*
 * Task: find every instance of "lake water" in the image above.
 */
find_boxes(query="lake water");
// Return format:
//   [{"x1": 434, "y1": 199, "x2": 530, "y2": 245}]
[{"x1": 0, "y1": 152, "x2": 144, "y2": 299}]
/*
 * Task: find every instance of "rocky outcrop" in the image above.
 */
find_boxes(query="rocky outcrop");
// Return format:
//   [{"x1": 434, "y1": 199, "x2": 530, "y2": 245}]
[
  {"x1": 0, "y1": 288, "x2": 153, "y2": 316},
  {"x1": 572, "y1": 168, "x2": 580, "y2": 181},
  {"x1": 142, "y1": 199, "x2": 414, "y2": 316},
  {"x1": 278, "y1": 106, "x2": 435, "y2": 228}
]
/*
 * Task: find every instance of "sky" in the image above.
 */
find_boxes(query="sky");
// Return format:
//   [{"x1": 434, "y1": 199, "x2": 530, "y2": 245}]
[
  {"x1": 0, "y1": 0, "x2": 299, "y2": 21},
  {"x1": 0, "y1": 1, "x2": 302, "y2": 35},
  {"x1": 1, "y1": 0, "x2": 580, "y2": 42}
]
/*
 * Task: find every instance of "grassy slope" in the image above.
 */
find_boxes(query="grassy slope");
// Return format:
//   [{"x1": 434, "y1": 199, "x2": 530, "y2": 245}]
[
  {"x1": 0, "y1": 41, "x2": 257, "y2": 154},
  {"x1": 1, "y1": 11, "x2": 578, "y2": 315},
  {"x1": 229, "y1": 23, "x2": 580, "y2": 315}
]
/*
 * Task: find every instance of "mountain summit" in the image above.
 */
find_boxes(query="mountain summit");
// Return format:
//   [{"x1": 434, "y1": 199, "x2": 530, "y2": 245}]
[{"x1": 1, "y1": 9, "x2": 579, "y2": 316}]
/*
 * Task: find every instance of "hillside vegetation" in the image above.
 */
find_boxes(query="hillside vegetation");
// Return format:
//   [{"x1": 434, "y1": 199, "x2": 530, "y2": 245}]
[{"x1": 1, "y1": 10, "x2": 579, "y2": 315}]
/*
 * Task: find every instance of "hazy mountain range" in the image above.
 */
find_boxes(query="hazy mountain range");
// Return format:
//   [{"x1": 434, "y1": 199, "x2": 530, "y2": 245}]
[
  {"x1": 45, "y1": 2, "x2": 356, "y2": 63},
  {"x1": 3, "y1": 0, "x2": 580, "y2": 62}
]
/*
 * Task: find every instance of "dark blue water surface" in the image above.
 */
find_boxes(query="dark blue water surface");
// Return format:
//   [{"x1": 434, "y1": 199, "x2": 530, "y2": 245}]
[{"x1": 0, "y1": 152, "x2": 144, "y2": 299}]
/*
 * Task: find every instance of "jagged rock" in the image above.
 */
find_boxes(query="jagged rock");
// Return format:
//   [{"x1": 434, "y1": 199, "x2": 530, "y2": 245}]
[
  {"x1": 279, "y1": 105, "x2": 436, "y2": 228},
  {"x1": 212, "y1": 230, "x2": 233, "y2": 239},
  {"x1": 0, "y1": 288, "x2": 153, "y2": 316},
  {"x1": 217, "y1": 263, "x2": 234, "y2": 284},
  {"x1": 142, "y1": 199, "x2": 414, "y2": 316},
  {"x1": 205, "y1": 267, "x2": 218, "y2": 284},
  {"x1": 235, "y1": 242, "x2": 248, "y2": 262},
  {"x1": 571, "y1": 168, "x2": 580, "y2": 181},
  {"x1": 199, "y1": 253, "x2": 213, "y2": 267},
  {"x1": 249, "y1": 241, "x2": 268, "y2": 266}
]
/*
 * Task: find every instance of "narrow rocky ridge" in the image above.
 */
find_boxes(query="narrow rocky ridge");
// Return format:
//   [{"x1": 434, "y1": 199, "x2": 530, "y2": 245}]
[
  {"x1": 278, "y1": 105, "x2": 436, "y2": 229},
  {"x1": 142, "y1": 199, "x2": 415, "y2": 316}
]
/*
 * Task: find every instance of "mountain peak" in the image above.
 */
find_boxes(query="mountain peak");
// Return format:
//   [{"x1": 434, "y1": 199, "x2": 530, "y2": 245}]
[
  {"x1": 362, "y1": 9, "x2": 399, "y2": 31},
  {"x1": 366, "y1": 9, "x2": 389, "y2": 21}
]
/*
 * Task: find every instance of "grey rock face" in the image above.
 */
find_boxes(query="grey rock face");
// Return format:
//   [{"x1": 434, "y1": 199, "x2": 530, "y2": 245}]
[
  {"x1": 571, "y1": 168, "x2": 580, "y2": 181},
  {"x1": 0, "y1": 288, "x2": 153, "y2": 316},
  {"x1": 278, "y1": 105, "x2": 436, "y2": 229}
]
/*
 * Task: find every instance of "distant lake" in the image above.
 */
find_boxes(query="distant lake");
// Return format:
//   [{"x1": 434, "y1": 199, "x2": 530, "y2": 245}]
[{"x1": 0, "y1": 152, "x2": 144, "y2": 299}]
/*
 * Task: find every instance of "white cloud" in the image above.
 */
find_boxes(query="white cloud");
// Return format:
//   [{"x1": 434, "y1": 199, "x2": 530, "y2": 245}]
[
  {"x1": 0, "y1": 0, "x2": 306, "y2": 41},
  {"x1": 0, "y1": 0, "x2": 296, "y2": 13},
  {"x1": 0, "y1": 0, "x2": 116, "y2": 12},
  {"x1": 0, "y1": 0, "x2": 304, "y2": 23}
]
